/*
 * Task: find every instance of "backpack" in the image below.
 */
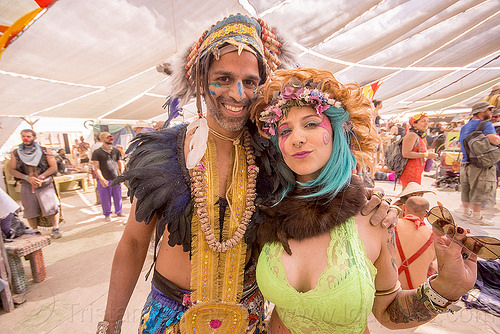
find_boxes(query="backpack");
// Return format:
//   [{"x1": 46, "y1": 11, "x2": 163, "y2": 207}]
[
  {"x1": 463, "y1": 120, "x2": 500, "y2": 168},
  {"x1": 385, "y1": 136, "x2": 422, "y2": 188},
  {"x1": 397, "y1": 125, "x2": 406, "y2": 138},
  {"x1": 384, "y1": 137, "x2": 407, "y2": 184}
]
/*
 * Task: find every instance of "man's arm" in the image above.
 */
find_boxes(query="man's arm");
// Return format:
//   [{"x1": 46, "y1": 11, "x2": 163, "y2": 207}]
[
  {"x1": 486, "y1": 133, "x2": 500, "y2": 145},
  {"x1": 93, "y1": 160, "x2": 108, "y2": 187},
  {"x1": 103, "y1": 198, "x2": 156, "y2": 333},
  {"x1": 483, "y1": 122, "x2": 500, "y2": 145},
  {"x1": 8, "y1": 152, "x2": 42, "y2": 188},
  {"x1": 117, "y1": 159, "x2": 125, "y2": 175},
  {"x1": 41, "y1": 150, "x2": 58, "y2": 177},
  {"x1": 8, "y1": 152, "x2": 23, "y2": 179}
]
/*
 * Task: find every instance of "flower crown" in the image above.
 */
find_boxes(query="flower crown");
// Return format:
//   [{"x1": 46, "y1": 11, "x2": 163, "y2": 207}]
[{"x1": 259, "y1": 86, "x2": 343, "y2": 136}]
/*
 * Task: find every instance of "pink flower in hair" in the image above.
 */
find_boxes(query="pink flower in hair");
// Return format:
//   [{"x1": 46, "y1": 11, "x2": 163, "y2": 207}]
[{"x1": 281, "y1": 86, "x2": 299, "y2": 101}]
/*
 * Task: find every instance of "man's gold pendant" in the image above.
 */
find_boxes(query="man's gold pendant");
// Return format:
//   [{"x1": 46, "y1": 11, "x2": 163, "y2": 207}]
[{"x1": 180, "y1": 301, "x2": 249, "y2": 334}]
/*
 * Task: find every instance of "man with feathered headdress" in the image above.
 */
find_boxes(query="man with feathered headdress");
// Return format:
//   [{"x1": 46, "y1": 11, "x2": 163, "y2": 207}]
[{"x1": 98, "y1": 14, "x2": 295, "y2": 334}]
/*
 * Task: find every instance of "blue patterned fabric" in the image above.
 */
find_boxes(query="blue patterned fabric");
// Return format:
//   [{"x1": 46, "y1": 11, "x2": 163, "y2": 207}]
[{"x1": 139, "y1": 284, "x2": 188, "y2": 333}]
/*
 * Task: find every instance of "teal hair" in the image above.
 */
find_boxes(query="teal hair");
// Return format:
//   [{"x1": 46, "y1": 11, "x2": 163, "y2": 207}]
[{"x1": 270, "y1": 105, "x2": 356, "y2": 202}]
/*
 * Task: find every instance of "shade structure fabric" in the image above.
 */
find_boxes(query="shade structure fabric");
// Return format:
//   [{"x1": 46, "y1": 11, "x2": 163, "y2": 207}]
[{"x1": 0, "y1": 0, "x2": 499, "y2": 122}]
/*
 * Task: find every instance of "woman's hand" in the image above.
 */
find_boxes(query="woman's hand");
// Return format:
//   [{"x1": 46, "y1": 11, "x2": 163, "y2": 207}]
[
  {"x1": 427, "y1": 152, "x2": 438, "y2": 159},
  {"x1": 429, "y1": 226, "x2": 477, "y2": 301},
  {"x1": 361, "y1": 187, "x2": 399, "y2": 228}
]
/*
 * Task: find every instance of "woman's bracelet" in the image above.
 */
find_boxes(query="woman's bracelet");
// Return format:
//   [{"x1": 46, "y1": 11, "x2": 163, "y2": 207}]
[
  {"x1": 24, "y1": 175, "x2": 29, "y2": 181},
  {"x1": 375, "y1": 280, "x2": 401, "y2": 296},
  {"x1": 424, "y1": 152, "x2": 428, "y2": 158}
]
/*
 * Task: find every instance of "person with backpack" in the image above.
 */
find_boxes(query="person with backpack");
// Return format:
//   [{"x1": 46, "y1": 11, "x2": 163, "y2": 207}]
[
  {"x1": 456, "y1": 102, "x2": 500, "y2": 226},
  {"x1": 399, "y1": 113, "x2": 438, "y2": 188}
]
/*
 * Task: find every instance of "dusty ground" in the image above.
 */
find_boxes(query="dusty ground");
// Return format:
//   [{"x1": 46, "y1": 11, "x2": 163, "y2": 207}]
[{"x1": 1, "y1": 174, "x2": 498, "y2": 334}]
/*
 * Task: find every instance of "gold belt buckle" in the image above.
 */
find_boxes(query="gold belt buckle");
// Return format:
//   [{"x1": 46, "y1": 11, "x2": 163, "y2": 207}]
[{"x1": 180, "y1": 301, "x2": 249, "y2": 334}]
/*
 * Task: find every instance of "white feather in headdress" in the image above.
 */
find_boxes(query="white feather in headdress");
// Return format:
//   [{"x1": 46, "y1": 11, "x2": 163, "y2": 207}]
[{"x1": 185, "y1": 117, "x2": 208, "y2": 169}]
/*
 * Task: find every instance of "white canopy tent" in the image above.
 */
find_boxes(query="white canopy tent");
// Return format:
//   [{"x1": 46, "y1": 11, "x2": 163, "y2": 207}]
[{"x1": 0, "y1": 0, "x2": 499, "y2": 124}]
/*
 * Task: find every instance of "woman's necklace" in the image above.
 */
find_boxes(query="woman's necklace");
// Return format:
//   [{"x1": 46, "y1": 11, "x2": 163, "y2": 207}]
[{"x1": 191, "y1": 127, "x2": 258, "y2": 253}]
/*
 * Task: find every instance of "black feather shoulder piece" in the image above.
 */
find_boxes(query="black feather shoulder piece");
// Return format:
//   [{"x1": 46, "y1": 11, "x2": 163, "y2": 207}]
[
  {"x1": 257, "y1": 177, "x2": 366, "y2": 255},
  {"x1": 112, "y1": 124, "x2": 193, "y2": 252}
]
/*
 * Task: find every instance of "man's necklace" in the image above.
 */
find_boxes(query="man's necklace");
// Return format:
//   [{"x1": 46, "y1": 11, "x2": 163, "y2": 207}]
[{"x1": 191, "y1": 127, "x2": 258, "y2": 253}]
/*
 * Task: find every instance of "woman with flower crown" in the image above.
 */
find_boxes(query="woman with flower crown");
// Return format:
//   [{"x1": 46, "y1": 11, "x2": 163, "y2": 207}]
[{"x1": 250, "y1": 68, "x2": 476, "y2": 334}]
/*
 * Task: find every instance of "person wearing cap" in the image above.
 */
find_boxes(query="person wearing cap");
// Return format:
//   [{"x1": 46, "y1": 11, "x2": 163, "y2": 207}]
[
  {"x1": 91, "y1": 132, "x2": 125, "y2": 223},
  {"x1": 457, "y1": 101, "x2": 500, "y2": 225},
  {"x1": 97, "y1": 14, "x2": 397, "y2": 334},
  {"x1": 131, "y1": 120, "x2": 154, "y2": 135},
  {"x1": 8, "y1": 129, "x2": 62, "y2": 238}
]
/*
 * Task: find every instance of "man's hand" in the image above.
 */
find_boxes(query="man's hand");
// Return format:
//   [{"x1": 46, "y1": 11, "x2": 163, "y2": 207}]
[
  {"x1": 26, "y1": 176, "x2": 42, "y2": 188},
  {"x1": 361, "y1": 187, "x2": 399, "y2": 228},
  {"x1": 100, "y1": 179, "x2": 109, "y2": 187}
]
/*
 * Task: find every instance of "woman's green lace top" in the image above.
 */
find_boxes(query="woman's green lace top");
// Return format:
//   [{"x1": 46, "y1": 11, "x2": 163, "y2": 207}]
[{"x1": 256, "y1": 217, "x2": 377, "y2": 334}]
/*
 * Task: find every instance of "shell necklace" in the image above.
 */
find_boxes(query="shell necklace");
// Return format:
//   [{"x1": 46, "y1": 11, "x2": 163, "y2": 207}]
[{"x1": 191, "y1": 127, "x2": 258, "y2": 253}]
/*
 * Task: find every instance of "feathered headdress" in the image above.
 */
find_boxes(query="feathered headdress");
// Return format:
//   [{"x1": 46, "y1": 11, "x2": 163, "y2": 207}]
[
  {"x1": 168, "y1": 13, "x2": 295, "y2": 107},
  {"x1": 163, "y1": 13, "x2": 295, "y2": 169}
]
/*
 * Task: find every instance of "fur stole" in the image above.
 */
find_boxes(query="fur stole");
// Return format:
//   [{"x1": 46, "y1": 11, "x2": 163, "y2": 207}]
[{"x1": 257, "y1": 177, "x2": 366, "y2": 255}]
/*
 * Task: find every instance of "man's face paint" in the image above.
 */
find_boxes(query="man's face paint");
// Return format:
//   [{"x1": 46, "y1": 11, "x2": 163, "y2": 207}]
[{"x1": 205, "y1": 50, "x2": 260, "y2": 132}]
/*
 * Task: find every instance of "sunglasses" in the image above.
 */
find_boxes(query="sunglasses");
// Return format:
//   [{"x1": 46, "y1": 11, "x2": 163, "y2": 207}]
[{"x1": 426, "y1": 206, "x2": 500, "y2": 260}]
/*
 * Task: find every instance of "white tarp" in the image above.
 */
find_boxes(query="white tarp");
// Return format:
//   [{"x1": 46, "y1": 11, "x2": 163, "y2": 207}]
[{"x1": 0, "y1": 0, "x2": 499, "y2": 122}]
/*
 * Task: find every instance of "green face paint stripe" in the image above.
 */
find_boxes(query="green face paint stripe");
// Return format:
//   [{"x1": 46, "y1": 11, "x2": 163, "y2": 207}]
[{"x1": 209, "y1": 82, "x2": 222, "y2": 88}]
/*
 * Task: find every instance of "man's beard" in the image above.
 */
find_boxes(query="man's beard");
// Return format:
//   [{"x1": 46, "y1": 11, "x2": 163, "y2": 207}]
[
  {"x1": 23, "y1": 140, "x2": 34, "y2": 147},
  {"x1": 207, "y1": 96, "x2": 250, "y2": 132},
  {"x1": 483, "y1": 114, "x2": 492, "y2": 121}
]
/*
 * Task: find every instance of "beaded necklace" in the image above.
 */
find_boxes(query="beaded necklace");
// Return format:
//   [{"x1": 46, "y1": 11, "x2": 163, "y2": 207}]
[
  {"x1": 191, "y1": 128, "x2": 258, "y2": 253},
  {"x1": 181, "y1": 127, "x2": 259, "y2": 333}
]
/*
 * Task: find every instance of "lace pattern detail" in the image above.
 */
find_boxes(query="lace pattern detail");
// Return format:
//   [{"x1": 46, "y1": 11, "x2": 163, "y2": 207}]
[{"x1": 257, "y1": 218, "x2": 376, "y2": 334}]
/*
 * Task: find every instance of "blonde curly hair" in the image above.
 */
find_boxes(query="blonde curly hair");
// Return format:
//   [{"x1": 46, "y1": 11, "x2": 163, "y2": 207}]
[{"x1": 250, "y1": 68, "x2": 379, "y2": 171}]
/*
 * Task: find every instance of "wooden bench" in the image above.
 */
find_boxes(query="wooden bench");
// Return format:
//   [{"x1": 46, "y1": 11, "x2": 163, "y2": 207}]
[
  {"x1": 53, "y1": 172, "x2": 88, "y2": 194},
  {"x1": 4, "y1": 234, "x2": 51, "y2": 294}
]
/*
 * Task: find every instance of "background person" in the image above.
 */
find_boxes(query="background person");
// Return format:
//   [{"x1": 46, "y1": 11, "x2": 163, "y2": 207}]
[
  {"x1": 395, "y1": 196, "x2": 437, "y2": 290},
  {"x1": 482, "y1": 84, "x2": 500, "y2": 108},
  {"x1": 90, "y1": 134, "x2": 103, "y2": 205},
  {"x1": 91, "y1": 132, "x2": 125, "y2": 222},
  {"x1": 457, "y1": 102, "x2": 500, "y2": 226},
  {"x1": 400, "y1": 113, "x2": 438, "y2": 188},
  {"x1": 8, "y1": 129, "x2": 62, "y2": 238}
]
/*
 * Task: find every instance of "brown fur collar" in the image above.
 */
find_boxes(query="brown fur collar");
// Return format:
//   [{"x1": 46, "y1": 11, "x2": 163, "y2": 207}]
[{"x1": 257, "y1": 177, "x2": 366, "y2": 254}]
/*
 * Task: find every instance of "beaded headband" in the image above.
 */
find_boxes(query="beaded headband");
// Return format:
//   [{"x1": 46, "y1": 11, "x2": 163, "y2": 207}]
[
  {"x1": 259, "y1": 85, "x2": 343, "y2": 136},
  {"x1": 185, "y1": 14, "x2": 283, "y2": 83}
]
